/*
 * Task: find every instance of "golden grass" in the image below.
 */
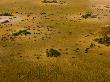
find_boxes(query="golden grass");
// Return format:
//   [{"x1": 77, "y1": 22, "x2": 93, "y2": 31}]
[{"x1": 0, "y1": 0, "x2": 110, "y2": 82}]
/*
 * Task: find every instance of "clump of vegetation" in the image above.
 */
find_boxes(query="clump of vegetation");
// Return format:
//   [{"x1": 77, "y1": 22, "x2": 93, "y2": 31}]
[
  {"x1": 46, "y1": 48, "x2": 61, "y2": 57},
  {"x1": 12, "y1": 29, "x2": 31, "y2": 36},
  {"x1": 81, "y1": 12, "x2": 97, "y2": 19},
  {"x1": 81, "y1": 12, "x2": 92, "y2": 19},
  {"x1": 94, "y1": 25, "x2": 110, "y2": 45},
  {"x1": 42, "y1": 0, "x2": 57, "y2": 3},
  {"x1": 95, "y1": 38, "x2": 110, "y2": 45},
  {"x1": 0, "y1": 12, "x2": 13, "y2": 16}
]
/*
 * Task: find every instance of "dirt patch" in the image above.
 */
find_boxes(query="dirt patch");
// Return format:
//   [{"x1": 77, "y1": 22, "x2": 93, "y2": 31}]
[{"x1": 0, "y1": 16, "x2": 22, "y2": 24}]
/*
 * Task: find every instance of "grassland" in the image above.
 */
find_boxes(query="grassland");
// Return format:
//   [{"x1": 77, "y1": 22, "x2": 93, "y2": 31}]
[{"x1": 0, "y1": 0, "x2": 110, "y2": 82}]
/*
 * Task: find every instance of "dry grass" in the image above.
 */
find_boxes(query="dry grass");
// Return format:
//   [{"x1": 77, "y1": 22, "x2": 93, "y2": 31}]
[{"x1": 0, "y1": 0, "x2": 110, "y2": 82}]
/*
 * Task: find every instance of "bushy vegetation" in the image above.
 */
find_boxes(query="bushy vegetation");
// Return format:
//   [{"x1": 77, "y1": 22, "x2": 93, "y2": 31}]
[
  {"x1": 0, "y1": 12, "x2": 13, "y2": 16},
  {"x1": 46, "y1": 48, "x2": 61, "y2": 57},
  {"x1": 42, "y1": 0, "x2": 57, "y2": 3},
  {"x1": 94, "y1": 25, "x2": 110, "y2": 45},
  {"x1": 12, "y1": 29, "x2": 31, "y2": 36},
  {"x1": 94, "y1": 38, "x2": 110, "y2": 45}
]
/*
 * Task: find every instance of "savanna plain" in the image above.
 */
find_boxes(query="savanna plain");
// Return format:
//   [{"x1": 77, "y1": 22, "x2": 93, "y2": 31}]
[{"x1": 0, "y1": 0, "x2": 110, "y2": 82}]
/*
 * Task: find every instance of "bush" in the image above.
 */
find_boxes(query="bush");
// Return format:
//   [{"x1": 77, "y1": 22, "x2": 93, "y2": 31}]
[
  {"x1": 0, "y1": 13, "x2": 13, "y2": 16},
  {"x1": 46, "y1": 48, "x2": 61, "y2": 57},
  {"x1": 94, "y1": 25, "x2": 110, "y2": 45},
  {"x1": 94, "y1": 37, "x2": 110, "y2": 45},
  {"x1": 42, "y1": 0, "x2": 57, "y2": 3},
  {"x1": 12, "y1": 29, "x2": 31, "y2": 36}
]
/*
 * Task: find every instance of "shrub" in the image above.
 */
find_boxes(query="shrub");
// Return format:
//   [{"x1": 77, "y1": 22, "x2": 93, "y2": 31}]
[
  {"x1": 94, "y1": 37, "x2": 110, "y2": 45},
  {"x1": 42, "y1": 0, "x2": 57, "y2": 3},
  {"x1": 94, "y1": 25, "x2": 110, "y2": 45},
  {"x1": 12, "y1": 29, "x2": 31, "y2": 36},
  {"x1": 0, "y1": 13, "x2": 13, "y2": 16},
  {"x1": 46, "y1": 48, "x2": 61, "y2": 57}
]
